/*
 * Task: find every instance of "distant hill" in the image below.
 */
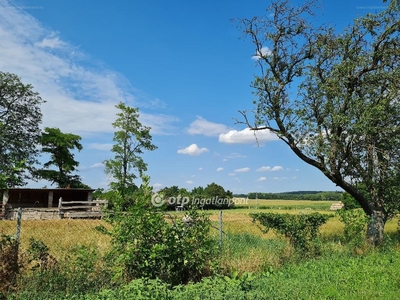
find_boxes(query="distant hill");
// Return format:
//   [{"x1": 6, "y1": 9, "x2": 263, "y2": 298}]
[{"x1": 234, "y1": 191, "x2": 343, "y2": 201}]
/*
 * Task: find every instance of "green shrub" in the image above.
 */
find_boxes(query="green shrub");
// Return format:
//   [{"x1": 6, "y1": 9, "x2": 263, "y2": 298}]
[
  {"x1": 341, "y1": 192, "x2": 361, "y2": 210},
  {"x1": 0, "y1": 234, "x2": 19, "y2": 299},
  {"x1": 336, "y1": 208, "x2": 369, "y2": 249},
  {"x1": 104, "y1": 176, "x2": 218, "y2": 286},
  {"x1": 250, "y1": 212, "x2": 332, "y2": 255}
]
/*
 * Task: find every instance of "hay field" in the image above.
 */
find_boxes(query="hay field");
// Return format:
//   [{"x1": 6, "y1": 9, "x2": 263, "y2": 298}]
[{"x1": 0, "y1": 200, "x2": 398, "y2": 267}]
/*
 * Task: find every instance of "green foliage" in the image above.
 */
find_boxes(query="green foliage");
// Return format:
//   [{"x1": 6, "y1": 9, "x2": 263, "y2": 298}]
[
  {"x1": 237, "y1": 0, "x2": 400, "y2": 244},
  {"x1": 341, "y1": 192, "x2": 361, "y2": 210},
  {"x1": 0, "y1": 234, "x2": 18, "y2": 298},
  {"x1": 159, "y1": 183, "x2": 234, "y2": 210},
  {"x1": 248, "y1": 191, "x2": 342, "y2": 201},
  {"x1": 36, "y1": 127, "x2": 84, "y2": 188},
  {"x1": 27, "y1": 237, "x2": 51, "y2": 270},
  {"x1": 251, "y1": 212, "x2": 332, "y2": 254},
  {"x1": 105, "y1": 176, "x2": 218, "y2": 285},
  {"x1": 337, "y1": 209, "x2": 369, "y2": 248},
  {"x1": 104, "y1": 102, "x2": 157, "y2": 200},
  {"x1": 0, "y1": 71, "x2": 45, "y2": 187},
  {"x1": 15, "y1": 243, "x2": 111, "y2": 299}
]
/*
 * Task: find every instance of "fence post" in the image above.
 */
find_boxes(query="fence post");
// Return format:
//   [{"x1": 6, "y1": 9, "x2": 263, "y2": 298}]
[
  {"x1": 219, "y1": 210, "x2": 223, "y2": 249},
  {"x1": 15, "y1": 207, "x2": 22, "y2": 251},
  {"x1": 58, "y1": 197, "x2": 63, "y2": 219}
]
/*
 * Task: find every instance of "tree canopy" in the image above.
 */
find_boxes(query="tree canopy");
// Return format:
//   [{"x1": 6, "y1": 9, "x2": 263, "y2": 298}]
[
  {"x1": 237, "y1": 0, "x2": 400, "y2": 244},
  {"x1": 36, "y1": 127, "x2": 84, "y2": 188},
  {"x1": 0, "y1": 71, "x2": 44, "y2": 187},
  {"x1": 104, "y1": 102, "x2": 157, "y2": 197}
]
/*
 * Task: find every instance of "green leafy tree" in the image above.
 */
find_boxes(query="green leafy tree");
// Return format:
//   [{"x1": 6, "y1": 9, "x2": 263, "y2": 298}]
[
  {"x1": 159, "y1": 185, "x2": 180, "y2": 199},
  {"x1": 0, "y1": 72, "x2": 44, "y2": 187},
  {"x1": 237, "y1": 0, "x2": 400, "y2": 244},
  {"x1": 341, "y1": 192, "x2": 361, "y2": 210},
  {"x1": 104, "y1": 102, "x2": 157, "y2": 197},
  {"x1": 37, "y1": 127, "x2": 84, "y2": 188},
  {"x1": 203, "y1": 182, "x2": 233, "y2": 209}
]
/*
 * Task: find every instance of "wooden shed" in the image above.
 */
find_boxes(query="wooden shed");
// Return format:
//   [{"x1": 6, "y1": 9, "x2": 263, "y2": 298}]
[{"x1": 1, "y1": 188, "x2": 95, "y2": 220}]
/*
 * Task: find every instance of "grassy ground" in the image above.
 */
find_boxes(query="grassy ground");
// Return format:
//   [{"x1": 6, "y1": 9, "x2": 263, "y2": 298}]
[
  {"x1": 1, "y1": 201, "x2": 398, "y2": 273},
  {"x1": 2, "y1": 200, "x2": 399, "y2": 299}
]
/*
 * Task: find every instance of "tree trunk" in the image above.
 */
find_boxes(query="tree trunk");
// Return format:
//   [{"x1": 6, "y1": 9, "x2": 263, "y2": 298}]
[{"x1": 366, "y1": 209, "x2": 386, "y2": 246}]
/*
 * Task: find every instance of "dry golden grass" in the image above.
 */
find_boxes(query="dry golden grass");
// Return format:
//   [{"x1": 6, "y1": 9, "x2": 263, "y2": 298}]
[
  {"x1": 0, "y1": 219, "x2": 111, "y2": 258},
  {"x1": 234, "y1": 198, "x2": 336, "y2": 207}
]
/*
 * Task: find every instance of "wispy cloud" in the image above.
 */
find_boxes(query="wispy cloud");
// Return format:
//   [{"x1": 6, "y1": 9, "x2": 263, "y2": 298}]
[
  {"x1": 271, "y1": 166, "x2": 283, "y2": 171},
  {"x1": 217, "y1": 167, "x2": 223, "y2": 172},
  {"x1": 177, "y1": 144, "x2": 209, "y2": 156},
  {"x1": 187, "y1": 116, "x2": 231, "y2": 137},
  {"x1": 256, "y1": 165, "x2": 283, "y2": 172},
  {"x1": 234, "y1": 167, "x2": 250, "y2": 173},
  {"x1": 252, "y1": 46, "x2": 272, "y2": 60},
  {"x1": 257, "y1": 176, "x2": 267, "y2": 181},
  {"x1": 224, "y1": 152, "x2": 246, "y2": 160},
  {"x1": 152, "y1": 183, "x2": 163, "y2": 189},
  {"x1": 87, "y1": 143, "x2": 113, "y2": 151},
  {"x1": 0, "y1": 1, "x2": 178, "y2": 136},
  {"x1": 256, "y1": 166, "x2": 271, "y2": 172},
  {"x1": 78, "y1": 162, "x2": 104, "y2": 171},
  {"x1": 219, "y1": 128, "x2": 278, "y2": 144}
]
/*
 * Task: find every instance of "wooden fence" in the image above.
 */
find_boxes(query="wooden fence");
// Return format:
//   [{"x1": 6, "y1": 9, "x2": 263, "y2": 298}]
[{"x1": 58, "y1": 198, "x2": 108, "y2": 219}]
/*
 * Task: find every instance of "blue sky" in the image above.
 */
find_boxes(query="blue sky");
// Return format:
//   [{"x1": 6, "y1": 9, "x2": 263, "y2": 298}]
[{"x1": 0, "y1": 0, "x2": 389, "y2": 193}]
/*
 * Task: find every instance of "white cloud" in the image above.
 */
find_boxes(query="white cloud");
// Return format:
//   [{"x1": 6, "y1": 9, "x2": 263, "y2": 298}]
[
  {"x1": 186, "y1": 180, "x2": 194, "y2": 185},
  {"x1": 273, "y1": 177, "x2": 279, "y2": 180},
  {"x1": 198, "y1": 167, "x2": 203, "y2": 171},
  {"x1": 234, "y1": 167, "x2": 250, "y2": 173},
  {"x1": 257, "y1": 176, "x2": 267, "y2": 181},
  {"x1": 187, "y1": 116, "x2": 230, "y2": 137},
  {"x1": 34, "y1": 35, "x2": 65, "y2": 49},
  {"x1": 153, "y1": 183, "x2": 163, "y2": 189},
  {"x1": 87, "y1": 143, "x2": 113, "y2": 151},
  {"x1": 271, "y1": 166, "x2": 283, "y2": 171},
  {"x1": 219, "y1": 128, "x2": 278, "y2": 144},
  {"x1": 217, "y1": 167, "x2": 223, "y2": 172},
  {"x1": 0, "y1": 2, "x2": 178, "y2": 136},
  {"x1": 222, "y1": 158, "x2": 228, "y2": 162},
  {"x1": 252, "y1": 46, "x2": 272, "y2": 60},
  {"x1": 228, "y1": 173, "x2": 236, "y2": 176},
  {"x1": 256, "y1": 166, "x2": 271, "y2": 172},
  {"x1": 78, "y1": 162, "x2": 104, "y2": 171},
  {"x1": 177, "y1": 144, "x2": 209, "y2": 156},
  {"x1": 89, "y1": 162, "x2": 104, "y2": 169},
  {"x1": 225, "y1": 152, "x2": 246, "y2": 160}
]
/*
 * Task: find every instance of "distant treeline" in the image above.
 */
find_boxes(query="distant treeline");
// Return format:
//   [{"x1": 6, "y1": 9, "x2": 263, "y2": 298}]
[{"x1": 235, "y1": 191, "x2": 343, "y2": 201}]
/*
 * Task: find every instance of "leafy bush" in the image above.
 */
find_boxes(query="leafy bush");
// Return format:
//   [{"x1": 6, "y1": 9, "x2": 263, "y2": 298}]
[
  {"x1": 337, "y1": 208, "x2": 369, "y2": 250},
  {"x1": 13, "y1": 240, "x2": 111, "y2": 299},
  {"x1": 250, "y1": 212, "x2": 332, "y2": 255},
  {"x1": 27, "y1": 237, "x2": 57, "y2": 271},
  {"x1": 341, "y1": 192, "x2": 361, "y2": 210},
  {"x1": 0, "y1": 234, "x2": 19, "y2": 299},
  {"x1": 104, "y1": 176, "x2": 219, "y2": 286}
]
